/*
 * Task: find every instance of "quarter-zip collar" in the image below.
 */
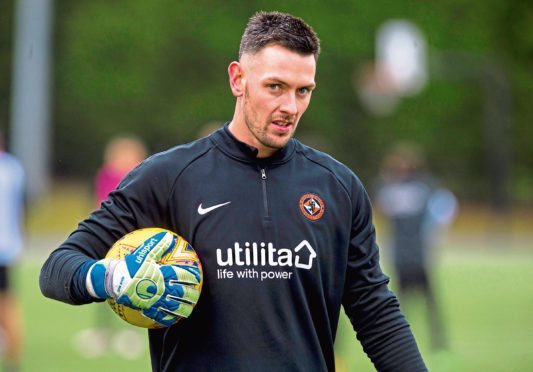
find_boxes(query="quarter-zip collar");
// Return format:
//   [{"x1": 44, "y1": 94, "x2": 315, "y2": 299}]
[{"x1": 210, "y1": 122, "x2": 296, "y2": 165}]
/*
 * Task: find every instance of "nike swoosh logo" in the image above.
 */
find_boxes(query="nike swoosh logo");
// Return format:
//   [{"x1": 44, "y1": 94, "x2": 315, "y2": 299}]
[{"x1": 197, "y1": 201, "x2": 231, "y2": 215}]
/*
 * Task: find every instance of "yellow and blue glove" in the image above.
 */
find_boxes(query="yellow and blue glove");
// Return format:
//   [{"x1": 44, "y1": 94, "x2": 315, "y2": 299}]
[{"x1": 86, "y1": 231, "x2": 200, "y2": 327}]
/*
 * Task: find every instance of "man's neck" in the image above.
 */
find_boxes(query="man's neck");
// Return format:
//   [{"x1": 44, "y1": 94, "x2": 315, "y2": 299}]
[{"x1": 227, "y1": 120, "x2": 278, "y2": 158}]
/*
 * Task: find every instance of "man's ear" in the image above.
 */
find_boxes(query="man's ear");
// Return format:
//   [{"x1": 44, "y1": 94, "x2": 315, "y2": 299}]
[{"x1": 228, "y1": 61, "x2": 244, "y2": 97}]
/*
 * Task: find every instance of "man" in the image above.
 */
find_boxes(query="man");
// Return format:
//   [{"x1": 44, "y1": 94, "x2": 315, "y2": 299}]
[
  {"x1": 0, "y1": 131, "x2": 25, "y2": 372},
  {"x1": 40, "y1": 11, "x2": 427, "y2": 371},
  {"x1": 375, "y1": 143, "x2": 457, "y2": 351}
]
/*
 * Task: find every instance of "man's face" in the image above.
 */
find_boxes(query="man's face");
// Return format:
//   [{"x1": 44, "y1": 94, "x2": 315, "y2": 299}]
[{"x1": 232, "y1": 45, "x2": 316, "y2": 157}]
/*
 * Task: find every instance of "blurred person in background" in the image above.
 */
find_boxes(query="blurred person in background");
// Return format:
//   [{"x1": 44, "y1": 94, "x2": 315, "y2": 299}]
[
  {"x1": 40, "y1": 12, "x2": 428, "y2": 371},
  {"x1": 375, "y1": 143, "x2": 458, "y2": 351},
  {"x1": 0, "y1": 130, "x2": 25, "y2": 372},
  {"x1": 95, "y1": 136, "x2": 148, "y2": 208},
  {"x1": 73, "y1": 136, "x2": 148, "y2": 359}
]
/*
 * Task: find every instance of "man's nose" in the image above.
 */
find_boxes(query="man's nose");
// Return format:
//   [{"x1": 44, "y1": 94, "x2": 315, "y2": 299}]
[{"x1": 279, "y1": 92, "x2": 298, "y2": 116}]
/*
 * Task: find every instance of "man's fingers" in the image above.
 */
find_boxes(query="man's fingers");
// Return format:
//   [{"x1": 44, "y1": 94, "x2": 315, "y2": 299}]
[
  {"x1": 166, "y1": 286, "x2": 200, "y2": 304},
  {"x1": 162, "y1": 265, "x2": 201, "y2": 285},
  {"x1": 146, "y1": 232, "x2": 175, "y2": 262},
  {"x1": 158, "y1": 302, "x2": 194, "y2": 318},
  {"x1": 126, "y1": 232, "x2": 175, "y2": 276}
]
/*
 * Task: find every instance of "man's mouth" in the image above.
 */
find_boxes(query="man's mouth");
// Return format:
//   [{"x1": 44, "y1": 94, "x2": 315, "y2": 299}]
[{"x1": 272, "y1": 120, "x2": 292, "y2": 128}]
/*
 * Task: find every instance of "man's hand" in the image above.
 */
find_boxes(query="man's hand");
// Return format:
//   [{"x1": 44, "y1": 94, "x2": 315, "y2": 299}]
[{"x1": 86, "y1": 231, "x2": 201, "y2": 326}]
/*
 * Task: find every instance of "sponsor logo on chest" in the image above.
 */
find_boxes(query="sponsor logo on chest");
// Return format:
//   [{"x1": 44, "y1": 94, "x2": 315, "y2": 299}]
[{"x1": 215, "y1": 240, "x2": 317, "y2": 281}]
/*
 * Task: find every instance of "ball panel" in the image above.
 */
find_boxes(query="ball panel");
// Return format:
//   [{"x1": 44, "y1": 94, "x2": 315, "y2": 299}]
[
  {"x1": 104, "y1": 228, "x2": 202, "y2": 329},
  {"x1": 108, "y1": 299, "x2": 156, "y2": 328},
  {"x1": 159, "y1": 236, "x2": 203, "y2": 292}
]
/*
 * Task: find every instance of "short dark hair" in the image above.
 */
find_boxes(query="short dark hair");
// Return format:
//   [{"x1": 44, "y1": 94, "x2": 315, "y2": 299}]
[{"x1": 239, "y1": 11, "x2": 320, "y2": 61}]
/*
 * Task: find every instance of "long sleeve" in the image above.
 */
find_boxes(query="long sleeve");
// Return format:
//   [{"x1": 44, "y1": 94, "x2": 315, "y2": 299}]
[
  {"x1": 39, "y1": 246, "x2": 96, "y2": 305},
  {"x1": 39, "y1": 154, "x2": 174, "y2": 305},
  {"x1": 342, "y1": 183, "x2": 427, "y2": 371},
  {"x1": 39, "y1": 208, "x2": 131, "y2": 304}
]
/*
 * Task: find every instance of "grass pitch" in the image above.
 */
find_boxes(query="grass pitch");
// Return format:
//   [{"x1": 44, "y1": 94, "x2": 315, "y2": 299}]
[{"x1": 335, "y1": 246, "x2": 533, "y2": 372}]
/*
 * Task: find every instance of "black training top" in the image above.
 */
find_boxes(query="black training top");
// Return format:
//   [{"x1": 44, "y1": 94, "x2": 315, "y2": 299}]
[{"x1": 40, "y1": 123, "x2": 427, "y2": 372}]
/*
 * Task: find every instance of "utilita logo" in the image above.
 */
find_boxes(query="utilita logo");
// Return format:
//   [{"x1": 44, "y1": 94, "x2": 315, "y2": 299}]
[
  {"x1": 216, "y1": 240, "x2": 317, "y2": 269},
  {"x1": 215, "y1": 240, "x2": 317, "y2": 281}
]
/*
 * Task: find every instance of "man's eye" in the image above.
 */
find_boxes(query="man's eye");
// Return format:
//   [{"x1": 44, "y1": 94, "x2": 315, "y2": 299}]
[
  {"x1": 298, "y1": 87, "x2": 310, "y2": 95},
  {"x1": 268, "y1": 84, "x2": 280, "y2": 91}
]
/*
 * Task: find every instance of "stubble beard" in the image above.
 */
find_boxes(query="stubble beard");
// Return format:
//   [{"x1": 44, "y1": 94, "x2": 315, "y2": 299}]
[{"x1": 243, "y1": 87, "x2": 294, "y2": 152}]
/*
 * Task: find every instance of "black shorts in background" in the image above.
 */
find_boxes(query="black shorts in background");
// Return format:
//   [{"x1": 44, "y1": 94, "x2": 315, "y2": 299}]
[{"x1": 0, "y1": 265, "x2": 9, "y2": 292}]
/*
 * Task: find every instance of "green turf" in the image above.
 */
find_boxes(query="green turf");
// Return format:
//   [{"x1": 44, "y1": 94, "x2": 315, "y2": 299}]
[
  {"x1": 334, "y1": 251, "x2": 533, "y2": 372},
  {"x1": 17, "y1": 239, "x2": 533, "y2": 371},
  {"x1": 19, "y1": 260, "x2": 151, "y2": 371}
]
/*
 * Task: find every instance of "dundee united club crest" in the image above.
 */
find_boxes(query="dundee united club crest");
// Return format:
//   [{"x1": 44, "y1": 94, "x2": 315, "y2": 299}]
[{"x1": 299, "y1": 194, "x2": 325, "y2": 220}]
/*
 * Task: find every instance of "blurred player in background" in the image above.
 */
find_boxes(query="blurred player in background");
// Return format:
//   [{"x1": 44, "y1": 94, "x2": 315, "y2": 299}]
[
  {"x1": 375, "y1": 143, "x2": 458, "y2": 351},
  {"x1": 95, "y1": 136, "x2": 148, "y2": 208},
  {"x1": 0, "y1": 131, "x2": 25, "y2": 372},
  {"x1": 40, "y1": 12, "x2": 428, "y2": 370},
  {"x1": 73, "y1": 136, "x2": 148, "y2": 359}
]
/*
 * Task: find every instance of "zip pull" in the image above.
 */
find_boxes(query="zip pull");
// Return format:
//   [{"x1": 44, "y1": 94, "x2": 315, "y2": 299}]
[{"x1": 259, "y1": 167, "x2": 269, "y2": 217}]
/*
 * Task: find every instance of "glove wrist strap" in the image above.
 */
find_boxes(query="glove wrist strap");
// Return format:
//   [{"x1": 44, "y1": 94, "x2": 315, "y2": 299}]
[
  {"x1": 104, "y1": 259, "x2": 120, "y2": 298},
  {"x1": 86, "y1": 259, "x2": 118, "y2": 299}
]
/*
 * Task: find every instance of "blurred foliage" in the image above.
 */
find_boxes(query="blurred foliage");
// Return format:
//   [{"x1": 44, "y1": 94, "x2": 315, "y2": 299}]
[{"x1": 1, "y1": 0, "x2": 532, "y2": 203}]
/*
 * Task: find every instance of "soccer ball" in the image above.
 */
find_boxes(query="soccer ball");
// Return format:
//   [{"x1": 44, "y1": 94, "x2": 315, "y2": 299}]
[{"x1": 105, "y1": 227, "x2": 203, "y2": 328}]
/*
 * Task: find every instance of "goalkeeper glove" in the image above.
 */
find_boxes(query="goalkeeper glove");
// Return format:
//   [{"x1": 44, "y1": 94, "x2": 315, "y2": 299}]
[{"x1": 86, "y1": 231, "x2": 201, "y2": 326}]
